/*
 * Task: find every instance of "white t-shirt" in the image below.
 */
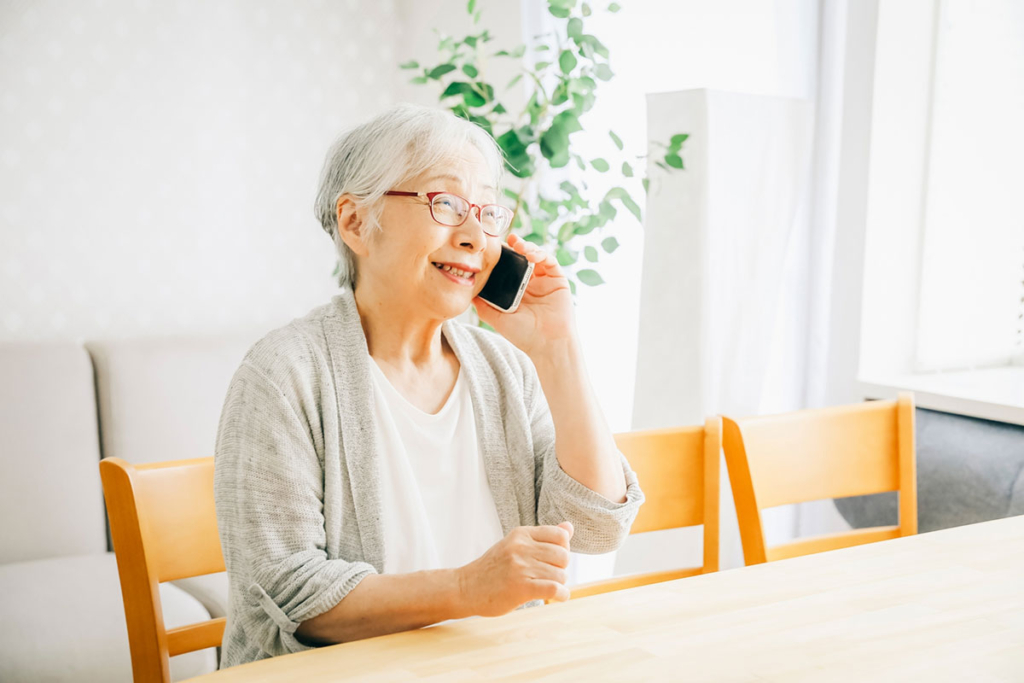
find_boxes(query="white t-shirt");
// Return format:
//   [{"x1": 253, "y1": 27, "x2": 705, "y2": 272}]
[{"x1": 369, "y1": 358, "x2": 505, "y2": 575}]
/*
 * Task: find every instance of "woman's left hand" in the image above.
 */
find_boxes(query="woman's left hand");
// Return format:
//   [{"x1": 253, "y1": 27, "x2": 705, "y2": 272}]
[{"x1": 473, "y1": 233, "x2": 577, "y2": 358}]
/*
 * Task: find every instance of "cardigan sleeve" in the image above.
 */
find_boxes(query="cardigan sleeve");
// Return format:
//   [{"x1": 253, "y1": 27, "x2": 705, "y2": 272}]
[
  {"x1": 213, "y1": 361, "x2": 377, "y2": 658},
  {"x1": 526, "y1": 361, "x2": 645, "y2": 554}
]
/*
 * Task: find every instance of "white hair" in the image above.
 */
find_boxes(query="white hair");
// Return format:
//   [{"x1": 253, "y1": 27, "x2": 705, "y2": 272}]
[{"x1": 314, "y1": 103, "x2": 505, "y2": 289}]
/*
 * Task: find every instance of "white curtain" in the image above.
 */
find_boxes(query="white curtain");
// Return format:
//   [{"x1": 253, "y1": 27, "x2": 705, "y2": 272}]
[{"x1": 514, "y1": 0, "x2": 861, "y2": 576}]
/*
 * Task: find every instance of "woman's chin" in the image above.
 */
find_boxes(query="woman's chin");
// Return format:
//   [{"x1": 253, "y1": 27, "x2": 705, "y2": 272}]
[{"x1": 427, "y1": 291, "x2": 475, "y2": 321}]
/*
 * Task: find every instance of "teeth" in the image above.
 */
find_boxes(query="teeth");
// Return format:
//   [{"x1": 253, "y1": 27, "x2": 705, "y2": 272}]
[{"x1": 435, "y1": 263, "x2": 473, "y2": 279}]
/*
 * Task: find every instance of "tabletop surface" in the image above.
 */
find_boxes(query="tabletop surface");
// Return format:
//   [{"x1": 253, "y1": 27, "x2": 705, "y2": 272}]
[{"x1": 187, "y1": 515, "x2": 1024, "y2": 682}]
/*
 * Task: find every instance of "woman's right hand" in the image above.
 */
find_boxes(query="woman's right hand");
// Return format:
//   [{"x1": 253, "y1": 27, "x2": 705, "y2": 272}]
[{"x1": 456, "y1": 522, "x2": 574, "y2": 616}]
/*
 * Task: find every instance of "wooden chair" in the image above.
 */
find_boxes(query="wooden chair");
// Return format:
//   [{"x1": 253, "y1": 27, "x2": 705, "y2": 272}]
[
  {"x1": 99, "y1": 457, "x2": 226, "y2": 683},
  {"x1": 569, "y1": 417, "x2": 721, "y2": 599},
  {"x1": 721, "y1": 392, "x2": 916, "y2": 565}
]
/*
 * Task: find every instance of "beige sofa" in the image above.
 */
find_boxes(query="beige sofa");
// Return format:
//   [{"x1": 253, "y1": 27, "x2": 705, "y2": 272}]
[{"x1": 0, "y1": 334, "x2": 258, "y2": 682}]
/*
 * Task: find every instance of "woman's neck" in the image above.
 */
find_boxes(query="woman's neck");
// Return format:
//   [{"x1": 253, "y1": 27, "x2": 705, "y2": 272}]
[{"x1": 352, "y1": 282, "x2": 448, "y2": 370}]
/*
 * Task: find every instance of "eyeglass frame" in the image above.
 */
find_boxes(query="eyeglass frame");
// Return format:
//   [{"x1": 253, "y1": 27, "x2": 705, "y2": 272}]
[{"x1": 384, "y1": 190, "x2": 514, "y2": 238}]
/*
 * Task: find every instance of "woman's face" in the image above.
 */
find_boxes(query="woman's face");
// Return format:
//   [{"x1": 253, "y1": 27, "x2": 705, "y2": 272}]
[{"x1": 357, "y1": 144, "x2": 503, "y2": 321}]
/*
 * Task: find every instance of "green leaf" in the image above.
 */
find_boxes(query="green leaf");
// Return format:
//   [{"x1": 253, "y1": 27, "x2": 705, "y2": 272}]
[
  {"x1": 598, "y1": 199, "x2": 617, "y2": 220},
  {"x1": 399, "y1": 60, "x2": 419, "y2": 70},
  {"x1": 559, "y1": 49, "x2": 577, "y2": 74},
  {"x1": 606, "y1": 187, "x2": 642, "y2": 222},
  {"x1": 467, "y1": 0, "x2": 477, "y2": 13},
  {"x1": 492, "y1": 102, "x2": 507, "y2": 114},
  {"x1": 578, "y1": 35, "x2": 609, "y2": 58},
  {"x1": 540, "y1": 126, "x2": 571, "y2": 167},
  {"x1": 507, "y1": 73, "x2": 523, "y2": 88},
  {"x1": 497, "y1": 129, "x2": 535, "y2": 178},
  {"x1": 553, "y1": 109, "x2": 582, "y2": 133},
  {"x1": 535, "y1": 61, "x2": 552, "y2": 71},
  {"x1": 567, "y1": 17, "x2": 584, "y2": 40},
  {"x1": 551, "y1": 80, "x2": 570, "y2": 105},
  {"x1": 523, "y1": 233, "x2": 545, "y2": 246},
  {"x1": 620, "y1": 195, "x2": 642, "y2": 222},
  {"x1": 642, "y1": 178, "x2": 650, "y2": 194},
  {"x1": 577, "y1": 269, "x2": 605, "y2": 286},
  {"x1": 464, "y1": 35, "x2": 478, "y2": 48},
  {"x1": 548, "y1": 5, "x2": 571, "y2": 18},
  {"x1": 669, "y1": 133, "x2": 689, "y2": 149},
  {"x1": 621, "y1": 161, "x2": 633, "y2": 177},
  {"x1": 582, "y1": 2, "x2": 592, "y2": 16},
  {"x1": 410, "y1": 76, "x2": 429, "y2": 85},
  {"x1": 463, "y1": 90, "x2": 486, "y2": 107},
  {"x1": 594, "y1": 63, "x2": 614, "y2": 81},
  {"x1": 665, "y1": 153, "x2": 684, "y2": 169},
  {"x1": 601, "y1": 236, "x2": 620, "y2": 253},
  {"x1": 608, "y1": 2, "x2": 621, "y2": 11},
  {"x1": 427, "y1": 64, "x2": 458, "y2": 79},
  {"x1": 575, "y1": 154, "x2": 586, "y2": 171},
  {"x1": 441, "y1": 81, "x2": 471, "y2": 98},
  {"x1": 574, "y1": 217, "x2": 597, "y2": 236},
  {"x1": 584, "y1": 246, "x2": 598, "y2": 262},
  {"x1": 473, "y1": 10, "x2": 481, "y2": 23},
  {"x1": 556, "y1": 246, "x2": 578, "y2": 266},
  {"x1": 591, "y1": 158, "x2": 609, "y2": 172}
]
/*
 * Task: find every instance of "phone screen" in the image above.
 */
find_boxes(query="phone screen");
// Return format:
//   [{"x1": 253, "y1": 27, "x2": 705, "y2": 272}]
[{"x1": 478, "y1": 244, "x2": 532, "y2": 311}]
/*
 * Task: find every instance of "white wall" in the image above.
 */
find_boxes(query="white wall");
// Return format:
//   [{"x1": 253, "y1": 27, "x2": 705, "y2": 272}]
[{"x1": 0, "y1": 0, "x2": 523, "y2": 344}]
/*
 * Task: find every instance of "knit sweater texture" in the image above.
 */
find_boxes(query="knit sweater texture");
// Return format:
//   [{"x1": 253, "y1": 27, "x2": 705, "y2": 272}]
[{"x1": 213, "y1": 288, "x2": 645, "y2": 669}]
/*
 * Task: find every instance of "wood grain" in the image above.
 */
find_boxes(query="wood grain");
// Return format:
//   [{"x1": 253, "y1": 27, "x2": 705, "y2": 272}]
[{"x1": 183, "y1": 515, "x2": 1024, "y2": 682}]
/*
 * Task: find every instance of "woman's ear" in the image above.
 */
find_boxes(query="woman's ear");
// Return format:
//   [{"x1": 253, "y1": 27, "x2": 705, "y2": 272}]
[{"x1": 335, "y1": 194, "x2": 370, "y2": 257}]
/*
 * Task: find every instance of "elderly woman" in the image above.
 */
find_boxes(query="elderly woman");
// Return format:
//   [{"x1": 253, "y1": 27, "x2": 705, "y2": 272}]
[{"x1": 213, "y1": 103, "x2": 645, "y2": 669}]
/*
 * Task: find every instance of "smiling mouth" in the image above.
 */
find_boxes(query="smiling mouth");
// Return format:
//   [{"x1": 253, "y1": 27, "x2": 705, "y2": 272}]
[{"x1": 432, "y1": 262, "x2": 476, "y2": 283}]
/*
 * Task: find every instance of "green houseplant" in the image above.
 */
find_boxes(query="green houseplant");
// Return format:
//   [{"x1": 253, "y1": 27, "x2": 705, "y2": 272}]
[{"x1": 395, "y1": 0, "x2": 686, "y2": 298}]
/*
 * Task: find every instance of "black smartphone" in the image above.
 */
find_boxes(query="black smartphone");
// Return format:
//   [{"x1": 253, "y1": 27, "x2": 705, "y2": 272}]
[{"x1": 477, "y1": 243, "x2": 535, "y2": 313}]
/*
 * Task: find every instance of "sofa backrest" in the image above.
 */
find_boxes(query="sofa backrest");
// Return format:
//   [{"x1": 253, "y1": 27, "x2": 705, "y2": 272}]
[
  {"x1": 85, "y1": 334, "x2": 257, "y2": 467},
  {"x1": 0, "y1": 342, "x2": 107, "y2": 564}
]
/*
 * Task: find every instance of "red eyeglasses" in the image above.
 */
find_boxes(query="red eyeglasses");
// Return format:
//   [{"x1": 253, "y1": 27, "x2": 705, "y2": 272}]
[{"x1": 384, "y1": 191, "x2": 514, "y2": 237}]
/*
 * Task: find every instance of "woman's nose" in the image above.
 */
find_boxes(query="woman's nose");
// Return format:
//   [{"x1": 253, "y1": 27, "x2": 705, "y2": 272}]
[{"x1": 454, "y1": 209, "x2": 487, "y2": 250}]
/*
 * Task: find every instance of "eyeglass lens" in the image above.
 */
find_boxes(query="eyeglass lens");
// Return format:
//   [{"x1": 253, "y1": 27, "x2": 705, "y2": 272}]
[{"x1": 431, "y1": 193, "x2": 511, "y2": 235}]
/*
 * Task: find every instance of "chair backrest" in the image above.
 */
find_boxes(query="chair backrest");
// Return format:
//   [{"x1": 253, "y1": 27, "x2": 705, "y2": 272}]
[
  {"x1": 570, "y1": 417, "x2": 720, "y2": 599},
  {"x1": 722, "y1": 392, "x2": 917, "y2": 565},
  {"x1": 99, "y1": 457, "x2": 226, "y2": 683}
]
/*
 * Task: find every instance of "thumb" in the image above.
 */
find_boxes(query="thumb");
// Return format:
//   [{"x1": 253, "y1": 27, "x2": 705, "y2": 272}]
[{"x1": 557, "y1": 521, "x2": 574, "y2": 539}]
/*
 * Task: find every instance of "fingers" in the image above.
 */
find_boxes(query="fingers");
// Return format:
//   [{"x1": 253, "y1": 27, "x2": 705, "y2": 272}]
[
  {"x1": 508, "y1": 234, "x2": 563, "y2": 278},
  {"x1": 532, "y1": 540, "x2": 571, "y2": 569},
  {"x1": 529, "y1": 523, "x2": 573, "y2": 548},
  {"x1": 532, "y1": 579, "x2": 571, "y2": 603}
]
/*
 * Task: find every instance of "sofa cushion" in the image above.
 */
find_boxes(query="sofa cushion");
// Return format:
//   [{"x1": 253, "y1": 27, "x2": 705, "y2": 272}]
[
  {"x1": 0, "y1": 553, "x2": 217, "y2": 682},
  {"x1": 172, "y1": 571, "x2": 230, "y2": 619},
  {"x1": 86, "y1": 334, "x2": 256, "y2": 466},
  {"x1": 0, "y1": 342, "x2": 106, "y2": 564}
]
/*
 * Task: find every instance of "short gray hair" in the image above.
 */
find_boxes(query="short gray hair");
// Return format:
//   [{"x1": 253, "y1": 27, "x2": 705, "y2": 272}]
[{"x1": 314, "y1": 103, "x2": 505, "y2": 289}]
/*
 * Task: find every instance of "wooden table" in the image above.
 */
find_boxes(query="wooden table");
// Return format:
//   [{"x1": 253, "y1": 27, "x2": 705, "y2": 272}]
[{"x1": 188, "y1": 516, "x2": 1024, "y2": 682}]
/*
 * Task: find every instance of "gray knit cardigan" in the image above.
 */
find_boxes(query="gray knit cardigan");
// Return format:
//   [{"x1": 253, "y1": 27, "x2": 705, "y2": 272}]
[{"x1": 212, "y1": 288, "x2": 645, "y2": 669}]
